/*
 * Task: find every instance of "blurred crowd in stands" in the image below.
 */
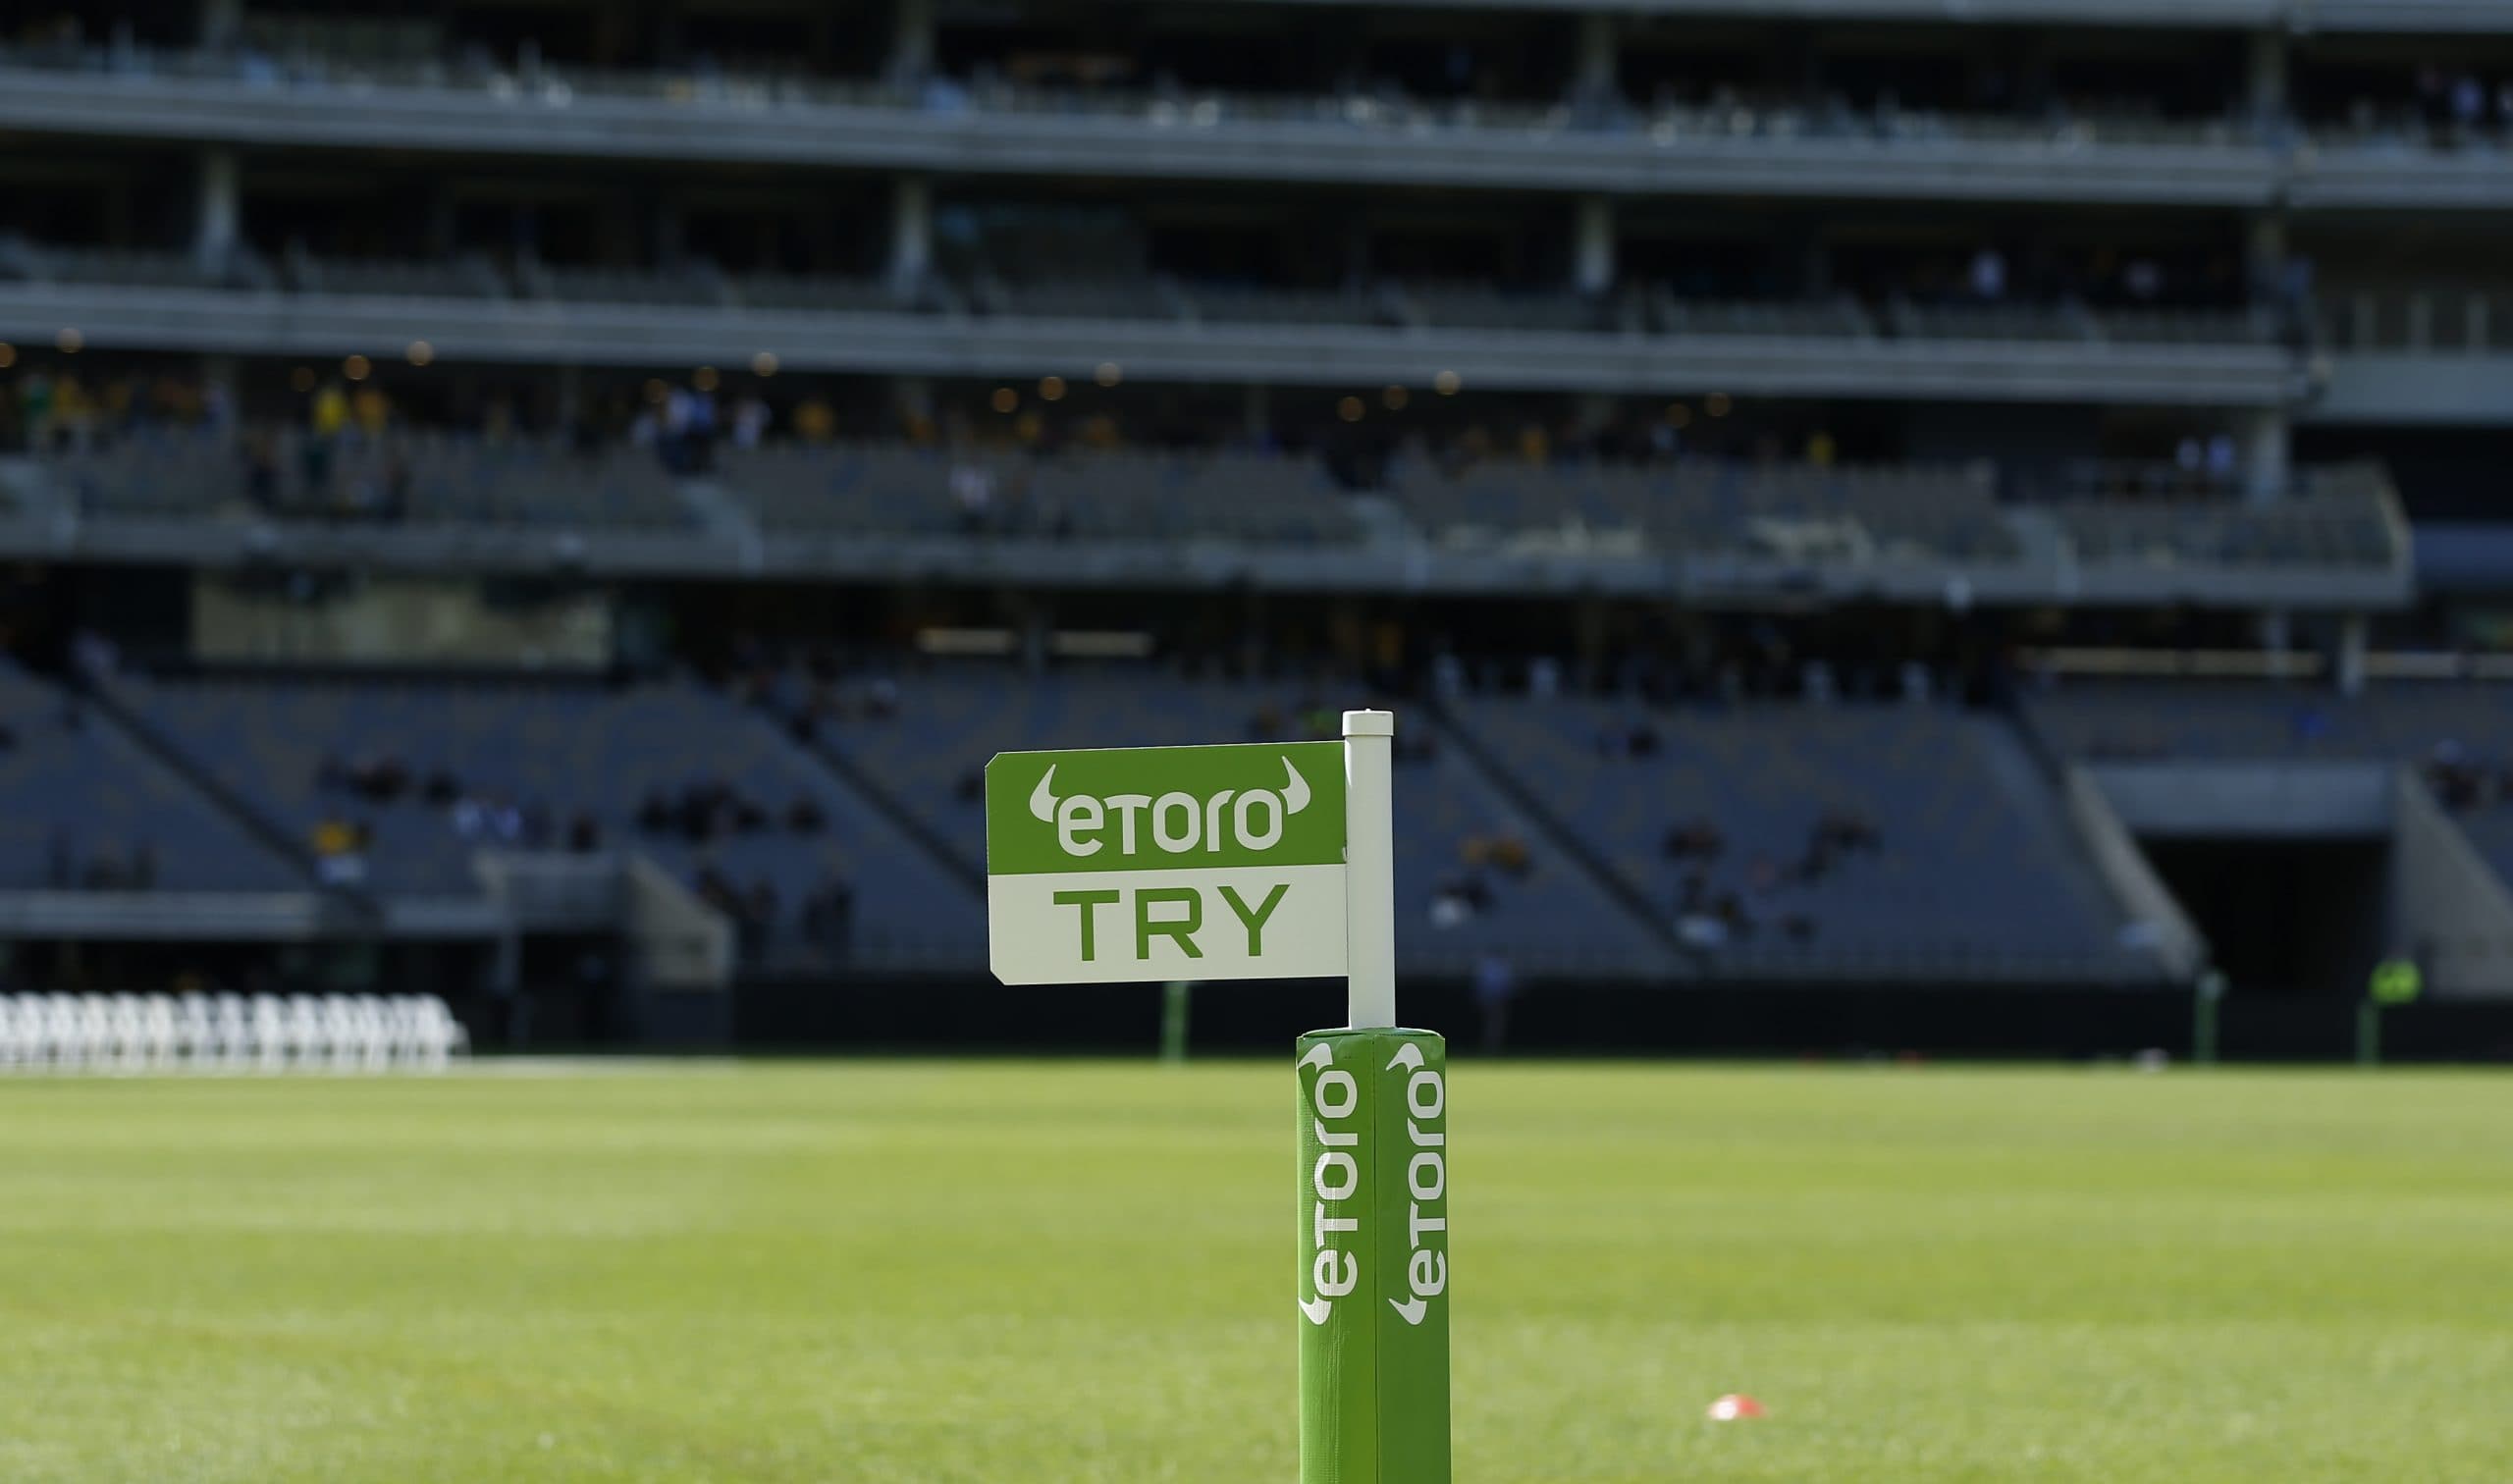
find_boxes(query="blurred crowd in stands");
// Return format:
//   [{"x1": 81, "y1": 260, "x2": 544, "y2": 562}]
[
  {"x1": 0, "y1": 352, "x2": 2313, "y2": 532},
  {"x1": 41, "y1": 828, "x2": 157, "y2": 891},
  {"x1": 2422, "y1": 741, "x2": 2513, "y2": 817},
  {"x1": 303, "y1": 743, "x2": 856, "y2": 959},
  {"x1": 1660, "y1": 801, "x2": 1881, "y2": 954},
  {"x1": 2382, "y1": 66, "x2": 2513, "y2": 145},
  {"x1": 309, "y1": 750, "x2": 606, "y2": 884},
  {"x1": 1583, "y1": 710, "x2": 1887, "y2": 943},
  {"x1": 1429, "y1": 830, "x2": 1534, "y2": 932},
  {"x1": 4, "y1": 367, "x2": 235, "y2": 455}
]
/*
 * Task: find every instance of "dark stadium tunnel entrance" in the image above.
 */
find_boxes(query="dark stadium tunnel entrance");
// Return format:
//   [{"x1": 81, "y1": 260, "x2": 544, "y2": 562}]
[{"x1": 2140, "y1": 837, "x2": 2391, "y2": 1002}]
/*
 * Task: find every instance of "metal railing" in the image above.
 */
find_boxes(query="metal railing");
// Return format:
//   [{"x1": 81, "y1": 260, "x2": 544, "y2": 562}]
[
  {"x1": 2321, "y1": 290, "x2": 2513, "y2": 354},
  {"x1": 0, "y1": 41, "x2": 2269, "y2": 150}
]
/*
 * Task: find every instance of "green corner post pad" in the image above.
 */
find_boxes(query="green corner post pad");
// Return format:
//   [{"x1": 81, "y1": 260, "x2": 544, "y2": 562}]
[{"x1": 1296, "y1": 1028, "x2": 1452, "y2": 1484}]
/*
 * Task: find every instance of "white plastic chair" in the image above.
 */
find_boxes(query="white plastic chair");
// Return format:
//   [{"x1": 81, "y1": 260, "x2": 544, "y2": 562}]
[
  {"x1": 172, "y1": 994, "x2": 214, "y2": 1069},
  {"x1": 210, "y1": 993, "x2": 252, "y2": 1072},
  {"x1": 412, "y1": 995, "x2": 469, "y2": 1072},
  {"x1": 282, "y1": 995, "x2": 328, "y2": 1072},
  {"x1": 61, "y1": 993, "x2": 99, "y2": 1070},
  {"x1": 249, "y1": 994, "x2": 290, "y2": 1073},
  {"x1": 137, "y1": 994, "x2": 180, "y2": 1071},
  {"x1": 106, "y1": 995, "x2": 151, "y2": 1074},
  {"x1": 317, "y1": 995, "x2": 362, "y2": 1072},
  {"x1": 350, "y1": 995, "x2": 394, "y2": 1072}
]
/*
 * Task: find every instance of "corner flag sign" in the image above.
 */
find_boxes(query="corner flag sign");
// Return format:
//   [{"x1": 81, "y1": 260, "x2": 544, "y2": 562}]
[
  {"x1": 986, "y1": 741, "x2": 1349, "y2": 983},
  {"x1": 986, "y1": 714, "x2": 1448, "y2": 1484}
]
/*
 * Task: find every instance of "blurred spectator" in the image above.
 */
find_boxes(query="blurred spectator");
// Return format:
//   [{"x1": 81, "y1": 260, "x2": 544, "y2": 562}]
[
  {"x1": 242, "y1": 432, "x2": 281, "y2": 508},
  {"x1": 2451, "y1": 74, "x2": 2486, "y2": 133},
  {"x1": 351, "y1": 383, "x2": 391, "y2": 440},
  {"x1": 732, "y1": 396, "x2": 771, "y2": 450},
  {"x1": 1485, "y1": 833, "x2": 1532, "y2": 877},
  {"x1": 951, "y1": 462, "x2": 994, "y2": 533},
  {"x1": 1663, "y1": 818, "x2": 1725, "y2": 862},
  {"x1": 80, "y1": 846, "x2": 127, "y2": 890},
  {"x1": 793, "y1": 397, "x2": 837, "y2": 444},
  {"x1": 803, "y1": 874, "x2": 856, "y2": 957},
  {"x1": 1968, "y1": 247, "x2": 2007, "y2": 302},
  {"x1": 312, "y1": 817, "x2": 368, "y2": 885},
  {"x1": 1472, "y1": 950, "x2": 1516, "y2": 1052}
]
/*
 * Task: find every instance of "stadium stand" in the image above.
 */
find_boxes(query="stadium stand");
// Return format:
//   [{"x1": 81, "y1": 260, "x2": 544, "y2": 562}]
[
  {"x1": 49, "y1": 425, "x2": 694, "y2": 530},
  {"x1": 2025, "y1": 678, "x2": 2513, "y2": 932},
  {"x1": 2025, "y1": 681, "x2": 2513, "y2": 765},
  {"x1": 1392, "y1": 456, "x2": 2021, "y2": 564},
  {"x1": 718, "y1": 443, "x2": 1367, "y2": 546},
  {"x1": 101, "y1": 673, "x2": 980, "y2": 967},
  {"x1": 2052, "y1": 493, "x2": 2399, "y2": 571},
  {"x1": 0, "y1": 227, "x2": 2292, "y2": 352},
  {"x1": 24, "y1": 415, "x2": 2406, "y2": 590},
  {"x1": 285, "y1": 249, "x2": 508, "y2": 301},
  {"x1": 1650, "y1": 293, "x2": 1875, "y2": 340},
  {"x1": 1450, "y1": 694, "x2": 2156, "y2": 981},
  {"x1": 0, "y1": 0, "x2": 2505, "y2": 1054},
  {"x1": 0, "y1": 661, "x2": 301, "y2": 893},
  {"x1": 1184, "y1": 282, "x2": 1408, "y2": 329}
]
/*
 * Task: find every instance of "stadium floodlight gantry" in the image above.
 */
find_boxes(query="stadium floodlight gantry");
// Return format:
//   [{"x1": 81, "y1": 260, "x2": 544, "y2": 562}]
[{"x1": 0, "y1": 991, "x2": 470, "y2": 1075}]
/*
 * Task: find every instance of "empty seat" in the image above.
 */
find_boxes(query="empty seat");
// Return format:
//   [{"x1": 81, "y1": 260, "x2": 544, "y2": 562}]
[{"x1": 0, "y1": 990, "x2": 468, "y2": 1075}]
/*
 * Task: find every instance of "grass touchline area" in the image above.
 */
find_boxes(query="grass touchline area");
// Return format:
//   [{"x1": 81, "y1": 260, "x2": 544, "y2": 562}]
[{"x1": 0, "y1": 1063, "x2": 2506, "y2": 1482}]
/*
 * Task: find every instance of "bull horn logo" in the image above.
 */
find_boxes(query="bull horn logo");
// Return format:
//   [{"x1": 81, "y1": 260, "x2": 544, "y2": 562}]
[
  {"x1": 1279, "y1": 756, "x2": 1310, "y2": 815},
  {"x1": 1030, "y1": 756, "x2": 1308, "y2": 823}
]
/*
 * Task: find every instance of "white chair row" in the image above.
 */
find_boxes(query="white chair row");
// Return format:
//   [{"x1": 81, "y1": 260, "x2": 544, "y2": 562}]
[{"x1": 0, "y1": 992, "x2": 470, "y2": 1074}]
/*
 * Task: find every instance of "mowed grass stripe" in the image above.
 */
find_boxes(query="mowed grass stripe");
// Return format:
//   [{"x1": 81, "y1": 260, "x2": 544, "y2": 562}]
[{"x1": 0, "y1": 1063, "x2": 2505, "y2": 1482}]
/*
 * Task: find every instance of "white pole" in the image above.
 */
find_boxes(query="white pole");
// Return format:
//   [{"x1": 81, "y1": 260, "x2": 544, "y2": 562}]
[{"x1": 1343, "y1": 710, "x2": 1397, "y2": 1029}]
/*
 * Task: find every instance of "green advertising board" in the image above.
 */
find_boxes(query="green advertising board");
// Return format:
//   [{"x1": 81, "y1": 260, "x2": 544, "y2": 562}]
[{"x1": 986, "y1": 741, "x2": 1348, "y2": 984}]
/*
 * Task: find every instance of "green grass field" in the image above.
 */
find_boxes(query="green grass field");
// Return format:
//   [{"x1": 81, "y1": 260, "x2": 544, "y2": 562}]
[{"x1": 1, "y1": 1061, "x2": 2507, "y2": 1482}]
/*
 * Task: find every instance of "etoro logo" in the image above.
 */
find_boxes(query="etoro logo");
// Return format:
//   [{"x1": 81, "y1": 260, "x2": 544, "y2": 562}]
[
  {"x1": 1028, "y1": 754, "x2": 1313, "y2": 858},
  {"x1": 985, "y1": 740, "x2": 1346, "y2": 878},
  {"x1": 1300, "y1": 1040, "x2": 1361, "y2": 1326},
  {"x1": 1386, "y1": 1042, "x2": 1447, "y2": 1327},
  {"x1": 1296, "y1": 1037, "x2": 1449, "y2": 1332}
]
